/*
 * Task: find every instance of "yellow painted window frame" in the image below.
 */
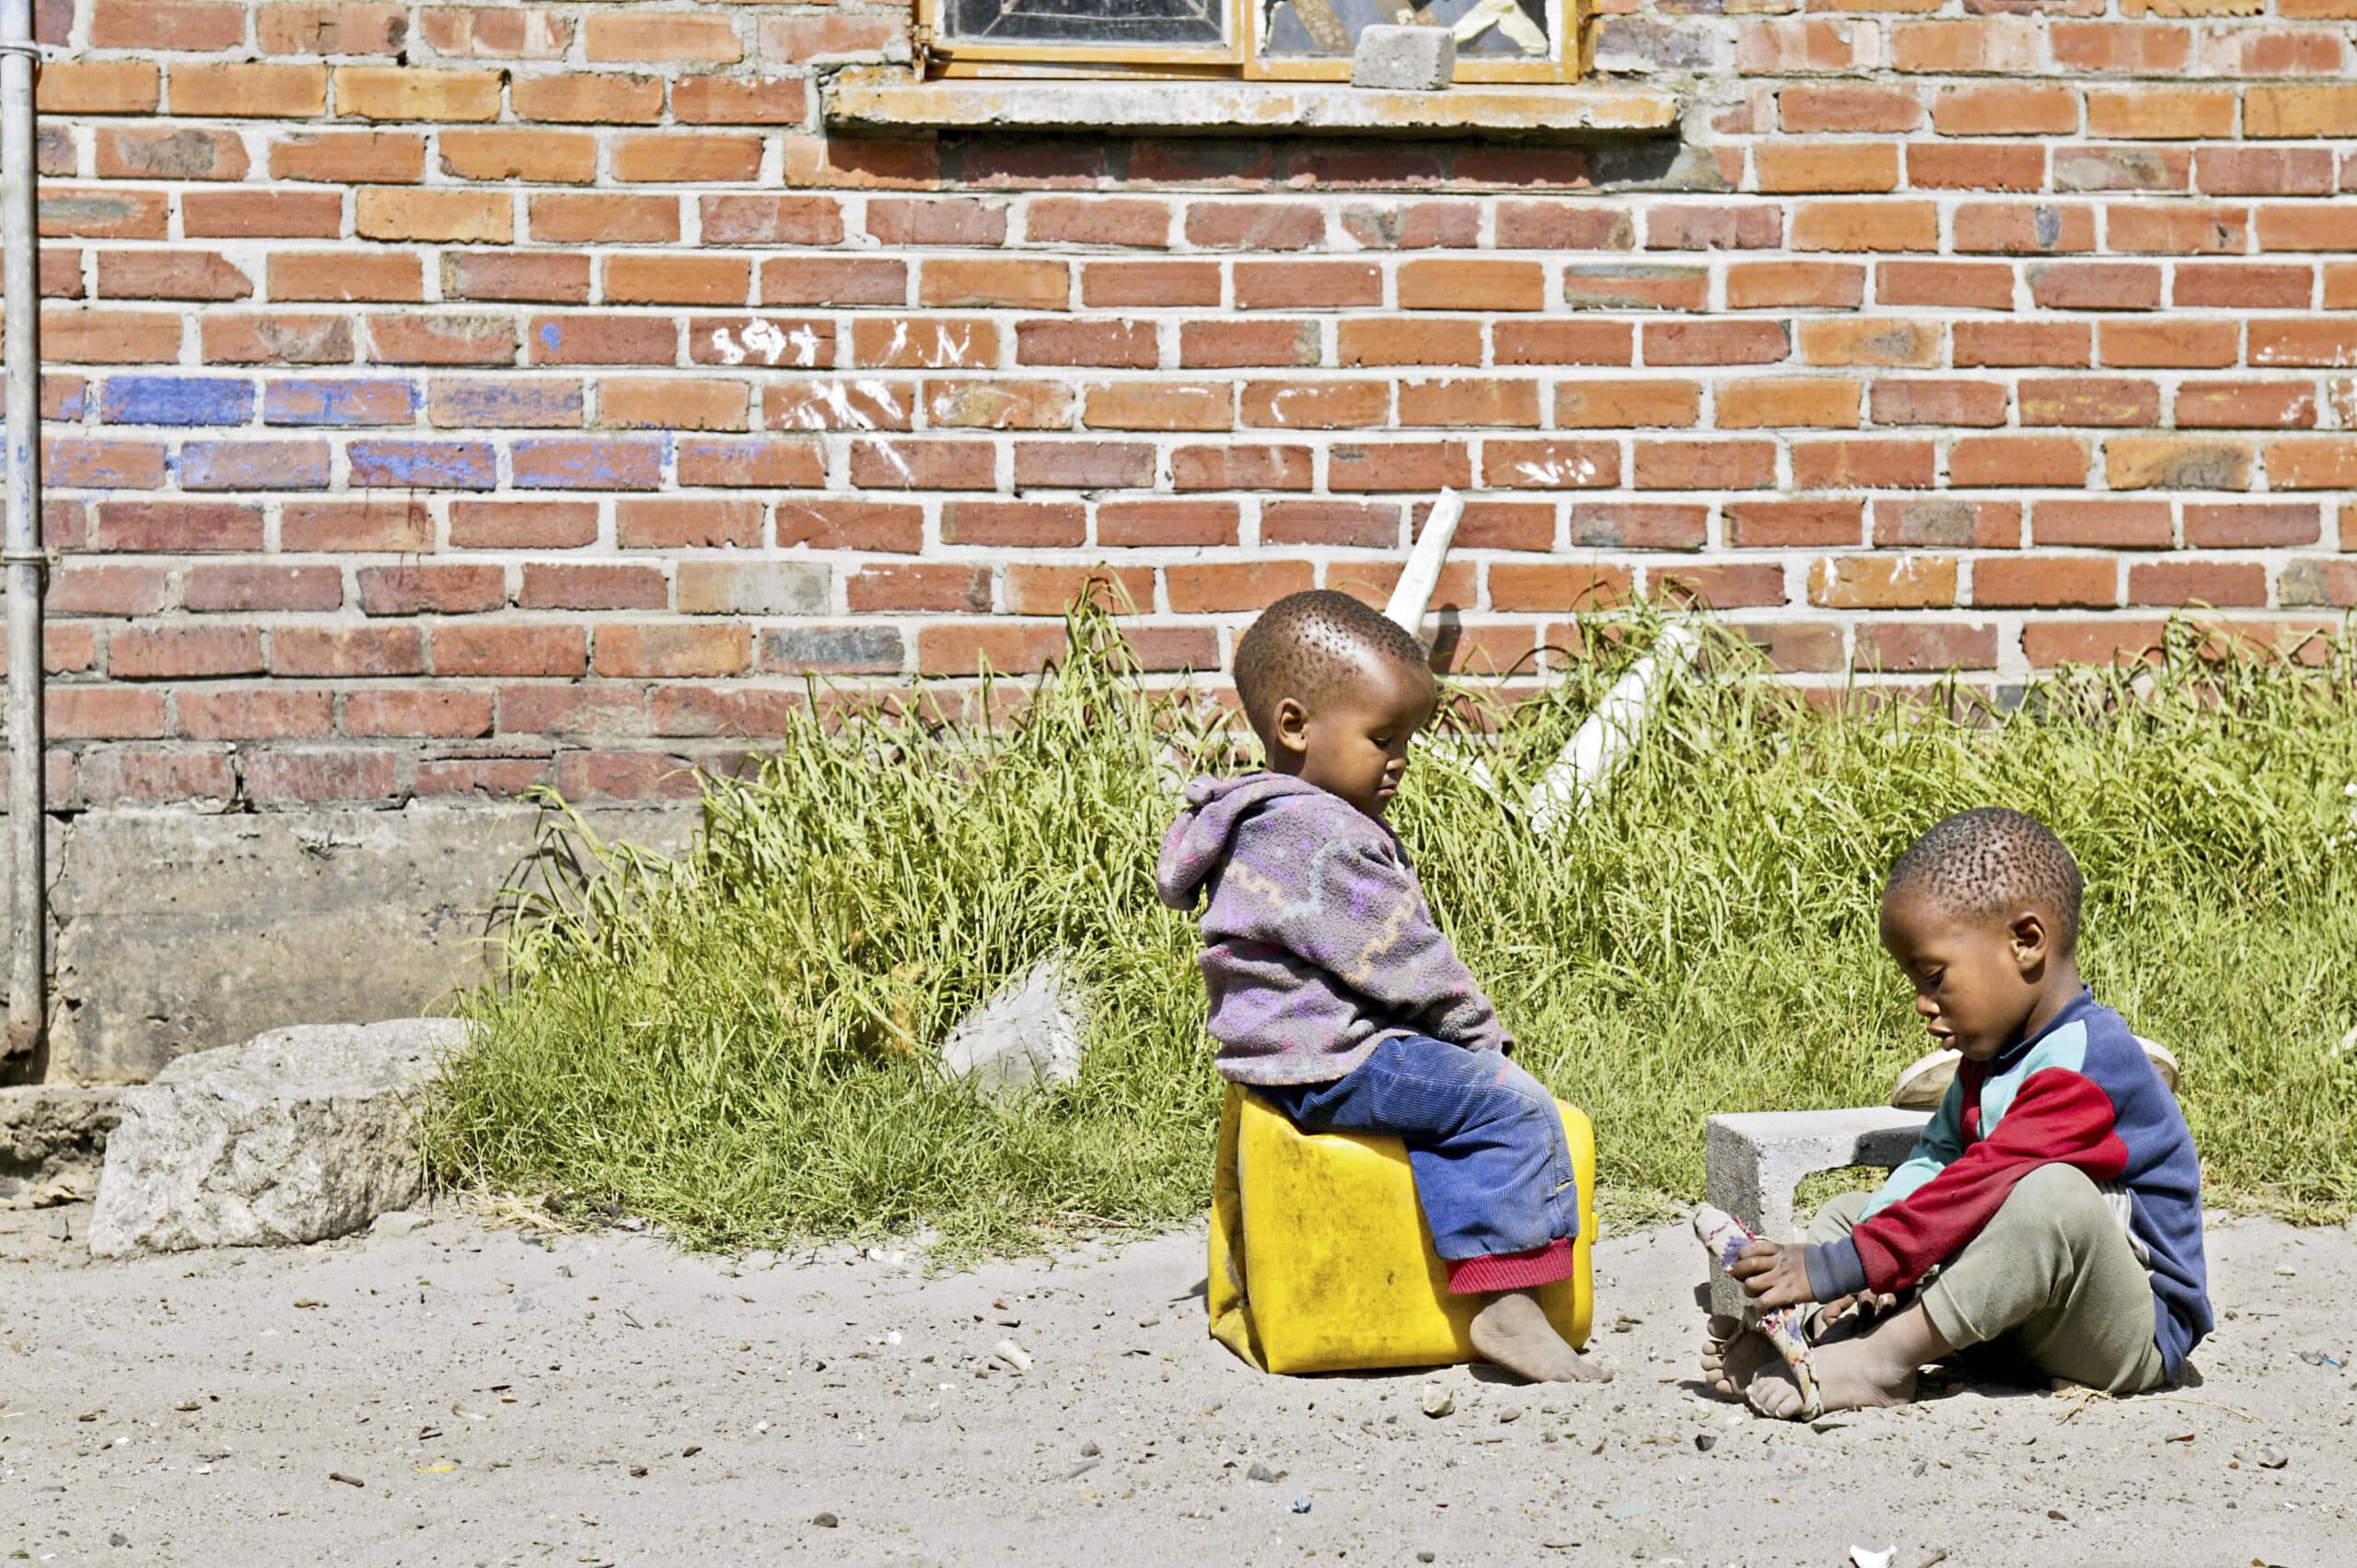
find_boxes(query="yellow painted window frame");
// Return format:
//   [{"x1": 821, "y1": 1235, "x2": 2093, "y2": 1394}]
[{"x1": 918, "y1": 0, "x2": 1588, "y2": 84}]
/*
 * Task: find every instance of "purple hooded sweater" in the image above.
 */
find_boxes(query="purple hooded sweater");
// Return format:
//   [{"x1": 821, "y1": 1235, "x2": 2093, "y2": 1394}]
[{"x1": 1155, "y1": 772, "x2": 1512, "y2": 1086}]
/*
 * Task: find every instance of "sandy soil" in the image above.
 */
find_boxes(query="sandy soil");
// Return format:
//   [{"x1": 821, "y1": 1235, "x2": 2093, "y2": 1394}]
[{"x1": 2, "y1": 1202, "x2": 2346, "y2": 1567}]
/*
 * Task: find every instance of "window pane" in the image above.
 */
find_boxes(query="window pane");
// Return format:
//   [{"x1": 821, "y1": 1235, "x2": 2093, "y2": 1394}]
[
  {"x1": 1260, "y1": 0, "x2": 1550, "y2": 59},
  {"x1": 946, "y1": 0, "x2": 1229, "y2": 47}
]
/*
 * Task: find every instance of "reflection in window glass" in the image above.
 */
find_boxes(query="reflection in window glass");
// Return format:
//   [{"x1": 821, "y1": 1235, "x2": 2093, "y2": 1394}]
[
  {"x1": 1260, "y1": 0, "x2": 1548, "y2": 58},
  {"x1": 945, "y1": 0, "x2": 1229, "y2": 47}
]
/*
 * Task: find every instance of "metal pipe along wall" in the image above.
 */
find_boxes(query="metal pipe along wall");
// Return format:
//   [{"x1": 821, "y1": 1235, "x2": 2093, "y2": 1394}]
[{"x1": 2, "y1": 0, "x2": 45, "y2": 1057}]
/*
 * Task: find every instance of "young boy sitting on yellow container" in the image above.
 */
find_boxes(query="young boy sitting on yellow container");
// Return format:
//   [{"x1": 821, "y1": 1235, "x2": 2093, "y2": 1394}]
[{"x1": 1157, "y1": 590, "x2": 1609, "y2": 1385}]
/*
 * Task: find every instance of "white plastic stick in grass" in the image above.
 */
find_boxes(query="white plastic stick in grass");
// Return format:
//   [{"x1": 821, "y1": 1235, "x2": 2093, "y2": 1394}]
[
  {"x1": 1382, "y1": 488, "x2": 1465, "y2": 634},
  {"x1": 1414, "y1": 732, "x2": 1499, "y2": 797},
  {"x1": 1386, "y1": 492, "x2": 1502, "y2": 797},
  {"x1": 1526, "y1": 621, "x2": 1701, "y2": 837}
]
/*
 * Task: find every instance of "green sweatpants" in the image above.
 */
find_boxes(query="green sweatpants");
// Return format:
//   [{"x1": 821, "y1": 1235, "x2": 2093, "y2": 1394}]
[{"x1": 1810, "y1": 1161, "x2": 2169, "y2": 1395}]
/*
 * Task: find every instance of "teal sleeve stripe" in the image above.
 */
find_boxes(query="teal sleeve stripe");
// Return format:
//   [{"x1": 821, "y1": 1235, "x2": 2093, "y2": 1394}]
[
  {"x1": 1858, "y1": 1074, "x2": 1967, "y2": 1223},
  {"x1": 1980, "y1": 1021, "x2": 2089, "y2": 1132}
]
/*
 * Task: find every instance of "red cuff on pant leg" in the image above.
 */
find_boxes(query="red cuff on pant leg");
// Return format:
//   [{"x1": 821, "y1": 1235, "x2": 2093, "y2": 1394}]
[{"x1": 1444, "y1": 1237, "x2": 1577, "y2": 1295}]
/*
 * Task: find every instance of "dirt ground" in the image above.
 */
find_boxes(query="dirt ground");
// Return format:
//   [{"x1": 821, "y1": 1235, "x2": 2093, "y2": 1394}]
[{"x1": 2, "y1": 1202, "x2": 2346, "y2": 1568}]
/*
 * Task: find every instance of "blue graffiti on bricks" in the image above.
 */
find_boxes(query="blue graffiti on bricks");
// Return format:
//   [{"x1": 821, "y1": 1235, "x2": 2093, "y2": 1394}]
[{"x1": 99, "y1": 377, "x2": 255, "y2": 427}]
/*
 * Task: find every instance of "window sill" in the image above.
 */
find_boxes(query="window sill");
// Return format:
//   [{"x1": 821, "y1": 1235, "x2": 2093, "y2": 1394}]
[{"x1": 821, "y1": 69, "x2": 1679, "y2": 141}]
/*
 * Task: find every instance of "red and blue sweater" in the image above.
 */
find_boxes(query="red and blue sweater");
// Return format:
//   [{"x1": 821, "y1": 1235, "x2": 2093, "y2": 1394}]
[{"x1": 1804, "y1": 989, "x2": 2212, "y2": 1376}]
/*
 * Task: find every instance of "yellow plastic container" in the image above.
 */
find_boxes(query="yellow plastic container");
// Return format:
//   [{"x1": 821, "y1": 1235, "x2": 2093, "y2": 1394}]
[{"x1": 1207, "y1": 1082, "x2": 1595, "y2": 1376}]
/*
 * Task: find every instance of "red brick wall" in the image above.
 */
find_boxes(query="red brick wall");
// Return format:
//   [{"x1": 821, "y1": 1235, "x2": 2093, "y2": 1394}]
[{"x1": 12, "y1": 0, "x2": 2356, "y2": 807}]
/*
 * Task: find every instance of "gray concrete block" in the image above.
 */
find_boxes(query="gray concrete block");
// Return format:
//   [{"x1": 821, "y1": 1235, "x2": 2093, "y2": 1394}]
[
  {"x1": 1702, "y1": 1107, "x2": 1929, "y2": 1315},
  {"x1": 88, "y1": 1018, "x2": 471, "y2": 1257},
  {"x1": 1352, "y1": 24, "x2": 1457, "y2": 90}
]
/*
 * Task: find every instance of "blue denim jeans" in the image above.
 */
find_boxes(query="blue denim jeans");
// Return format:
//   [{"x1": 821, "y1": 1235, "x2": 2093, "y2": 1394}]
[{"x1": 1259, "y1": 1034, "x2": 1581, "y2": 1263}]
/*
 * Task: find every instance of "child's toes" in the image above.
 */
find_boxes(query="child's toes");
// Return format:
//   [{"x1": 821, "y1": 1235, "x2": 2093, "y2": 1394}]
[
  {"x1": 1699, "y1": 1326, "x2": 1774, "y2": 1400},
  {"x1": 1699, "y1": 1344, "x2": 1738, "y2": 1398},
  {"x1": 1745, "y1": 1365, "x2": 1809, "y2": 1420},
  {"x1": 1562, "y1": 1352, "x2": 1612, "y2": 1384}
]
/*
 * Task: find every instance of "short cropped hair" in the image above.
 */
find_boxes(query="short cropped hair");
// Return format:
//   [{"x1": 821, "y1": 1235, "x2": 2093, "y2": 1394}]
[
  {"x1": 1885, "y1": 807, "x2": 2085, "y2": 953},
  {"x1": 1233, "y1": 590, "x2": 1429, "y2": 745}
]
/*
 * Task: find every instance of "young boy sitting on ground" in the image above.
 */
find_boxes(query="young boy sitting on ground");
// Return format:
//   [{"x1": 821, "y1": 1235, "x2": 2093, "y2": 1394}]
[
  {"x1": 1157, "y1": 590, "x2": 1608, "y2": 1385},
  {"x1": 1705, "y1": 807, "x2": 2212, "y2": 1418}
]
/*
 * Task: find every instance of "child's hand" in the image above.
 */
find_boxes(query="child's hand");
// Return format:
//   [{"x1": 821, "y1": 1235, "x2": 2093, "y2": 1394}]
[
  {"x1": 1811, "y1": 1289, "x2": 1899, "y2": 1336},
  {"x1": 1729, "y1": 1240, "x2": 1814, "y2": 1309}
]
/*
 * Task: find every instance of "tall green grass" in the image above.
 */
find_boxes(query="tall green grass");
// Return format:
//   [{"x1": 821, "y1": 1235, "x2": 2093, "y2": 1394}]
[{"x1": 424, "y1": 606, "x2": 2357, "y2": 1256}]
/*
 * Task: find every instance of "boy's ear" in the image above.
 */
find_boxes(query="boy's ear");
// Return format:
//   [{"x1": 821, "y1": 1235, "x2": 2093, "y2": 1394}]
[
  {"x1": 1271, "y1": 696, "x2": 1312, "y2": 757},
  {"x1": 2008, "y1": 909, "x2": 2049, "y2": 973}
]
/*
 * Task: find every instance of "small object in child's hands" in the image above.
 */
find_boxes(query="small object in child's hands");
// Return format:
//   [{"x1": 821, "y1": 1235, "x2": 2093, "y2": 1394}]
[{"x1": 1693, "y1": 1204, "x2": 1820, "y2": 1414}]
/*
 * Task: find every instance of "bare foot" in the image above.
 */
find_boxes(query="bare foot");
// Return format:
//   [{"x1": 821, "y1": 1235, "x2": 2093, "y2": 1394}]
[
  {"x1": 1699, "y1": 1315, "x2": 1776, "y2": 1401},
  {"x1": 1469, "y1": 1290, "x2": 1612, "y2": 1384},
  {"x1": 1811, "y1": 1292, "x2": 1900, "y2": 1342},
  {"x1": 1746, "y1": 1304, "x2": 1946, "y2": 1420}
]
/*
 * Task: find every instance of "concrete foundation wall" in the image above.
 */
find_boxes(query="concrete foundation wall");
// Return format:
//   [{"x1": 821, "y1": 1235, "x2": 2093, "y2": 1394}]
[{"x1": 6, "y1": 803, "x2": 694, "y2": 1083}]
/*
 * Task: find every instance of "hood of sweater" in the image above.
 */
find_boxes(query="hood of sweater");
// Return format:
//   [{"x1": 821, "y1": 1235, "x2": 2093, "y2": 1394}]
[{"x1": 1155, "y1": 772, "x2": 1346, "y2": 912}]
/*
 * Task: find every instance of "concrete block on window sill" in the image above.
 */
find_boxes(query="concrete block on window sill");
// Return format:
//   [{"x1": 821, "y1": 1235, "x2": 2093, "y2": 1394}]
[
  {"x1": 1352, "y1": 24, "x2": 1457, "y2": 92},
  {"x1": 823, "y1": 69, "x2": 1681, "y2": 141}
]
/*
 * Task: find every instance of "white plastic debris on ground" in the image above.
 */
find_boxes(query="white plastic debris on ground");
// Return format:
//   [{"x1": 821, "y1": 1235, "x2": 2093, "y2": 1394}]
[{"x1": 939, "y1": 959, "x2": 1091, "y2": 1103}]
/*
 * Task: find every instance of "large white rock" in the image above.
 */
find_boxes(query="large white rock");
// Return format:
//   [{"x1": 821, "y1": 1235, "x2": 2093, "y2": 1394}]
[
  {"x1": 87, "y1": 1018, "x2": 471, "y2": 1258},
  {"x1": 939, "y1": 960, "x2": 1090, "y2": 1102}
]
